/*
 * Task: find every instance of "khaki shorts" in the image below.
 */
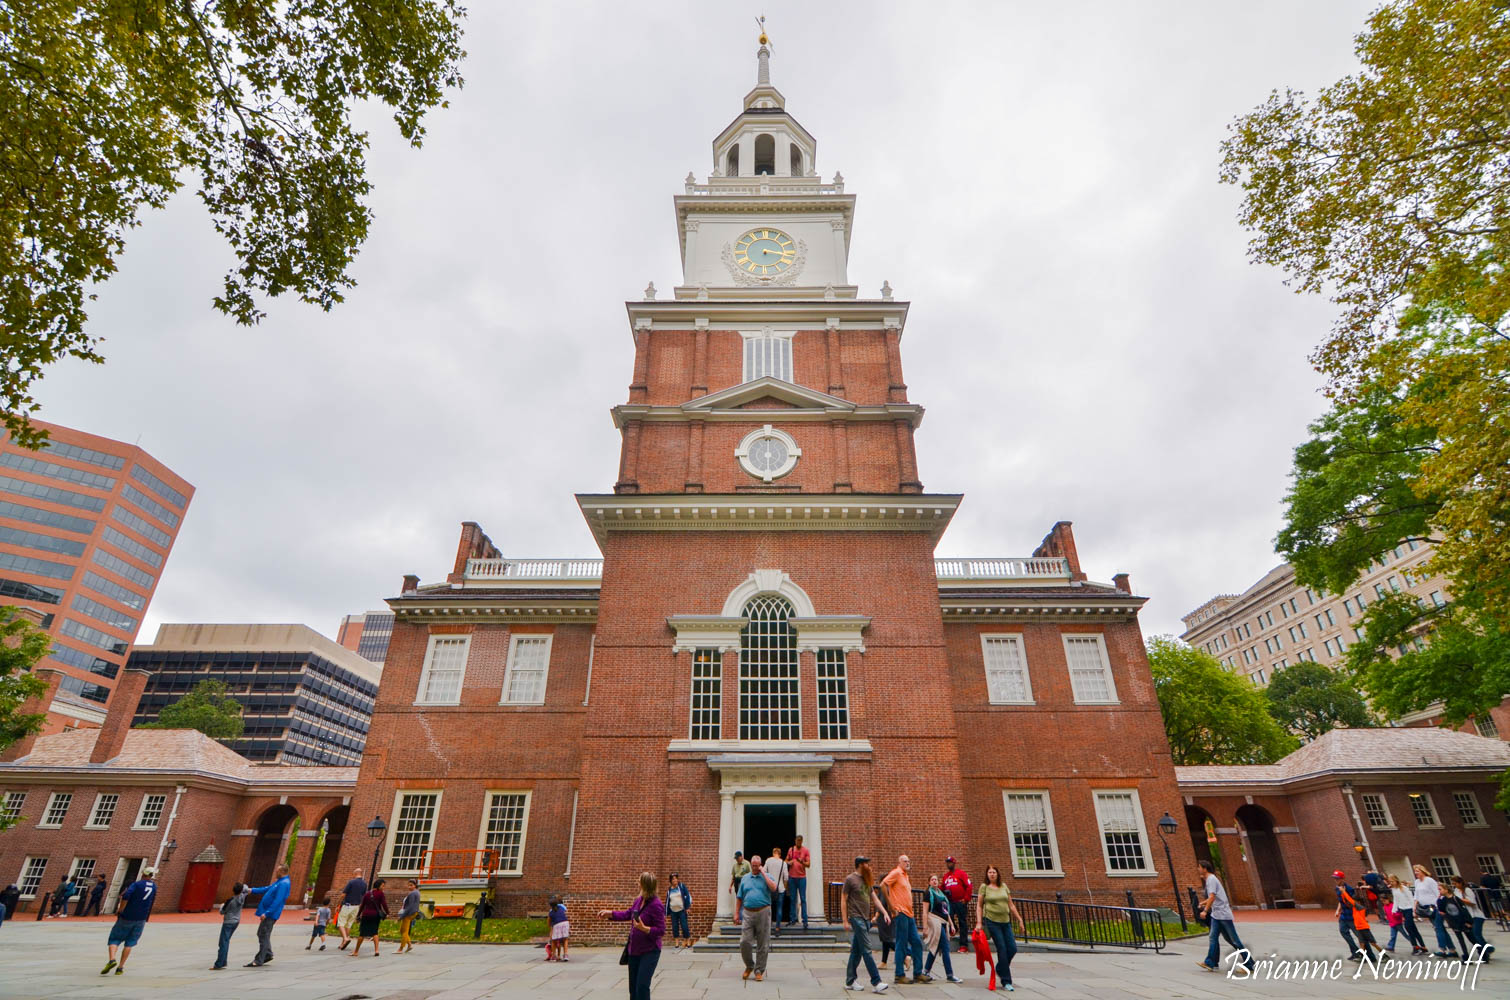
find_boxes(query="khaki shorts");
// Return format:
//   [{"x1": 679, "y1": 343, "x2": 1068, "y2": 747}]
[{"x1": 339, "y1": 904, "x2": 361, "y2": 931}]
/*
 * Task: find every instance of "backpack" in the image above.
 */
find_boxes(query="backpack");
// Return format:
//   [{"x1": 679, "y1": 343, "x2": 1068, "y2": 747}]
[{"x1": 1440, "y1": 897, "x2": 1468, "y2": 928}]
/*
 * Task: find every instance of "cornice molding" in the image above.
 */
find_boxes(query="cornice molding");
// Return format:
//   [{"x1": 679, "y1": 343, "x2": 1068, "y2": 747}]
[
  {"x1": 576, "y1": 493, "x2": 961, "y2": 547},
  {"x1": 939, "y1": 596, "x2": 1147, "y2": 622},
  {"x1": 624, "y1": 298, "x2": 909, "y2": 337},
  {"x1": 611, "y1": 401, "x2": 924, "y2": 429},
  {"x1": 389, "y1": 600, "x2": 599, "y2": 624}
]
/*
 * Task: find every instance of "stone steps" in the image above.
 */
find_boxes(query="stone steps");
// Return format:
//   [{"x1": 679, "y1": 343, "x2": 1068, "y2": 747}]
[{"x1": 693, "y1": 920, "x2": 853, "y2": 953}]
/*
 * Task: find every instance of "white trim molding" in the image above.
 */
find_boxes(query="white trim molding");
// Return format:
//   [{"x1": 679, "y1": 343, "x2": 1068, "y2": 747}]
[
  {"x1": 668, "y1": 615, "x2": 745, "y2": 653},
  {"x1": 577, "y1": 494, "x2": 962, "y2": 546},
  {"x1": 791, "y1": 615, "x2": 870, "y2": 653},
  {"x1": 735, "y1": 425, "x2": 802, "y2": 483},
  {"x1": 721, "y1": 569, "x2": 817, "y2": 618}
]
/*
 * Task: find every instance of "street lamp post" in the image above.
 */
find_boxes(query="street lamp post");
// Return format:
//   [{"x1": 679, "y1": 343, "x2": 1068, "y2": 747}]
[
  {"x1": 366, "y1": 815, "x2": 387, "y2": 883},
  {"x1": 1156, "y1": 812, "x2": 1188, "y2": 931}
]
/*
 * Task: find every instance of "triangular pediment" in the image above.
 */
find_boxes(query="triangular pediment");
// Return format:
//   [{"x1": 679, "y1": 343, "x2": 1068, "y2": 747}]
[{"x1": 683, "y1": 377, "x2": 855, "y2": 413}]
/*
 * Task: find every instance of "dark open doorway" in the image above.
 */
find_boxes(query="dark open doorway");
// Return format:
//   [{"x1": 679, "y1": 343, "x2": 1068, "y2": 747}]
[{"x1": 744, "y1": 803, "x2": 796, "y2": 863}]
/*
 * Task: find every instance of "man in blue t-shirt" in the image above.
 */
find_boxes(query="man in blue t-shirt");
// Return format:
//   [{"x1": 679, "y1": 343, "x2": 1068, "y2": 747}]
[
  {"x1": 244, "y1": 864, "x2": 293, "y2": 967},
  {"x1": 101, "y1": 868, "x2": 158, "y2": 976}
]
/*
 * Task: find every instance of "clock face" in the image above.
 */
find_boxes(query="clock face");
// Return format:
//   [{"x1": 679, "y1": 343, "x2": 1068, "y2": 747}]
[
  {"x1": 733, "y1": 228, "x2": 796, "y2": 277},
  {"x1": 747, "y1": 436, "x2": 789, "y2": 474}
]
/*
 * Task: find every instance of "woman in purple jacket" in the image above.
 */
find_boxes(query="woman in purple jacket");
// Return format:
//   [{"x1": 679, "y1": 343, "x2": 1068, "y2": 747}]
[{"x1": 600, "y1": 872, "x2": 665, "y2": 1000}]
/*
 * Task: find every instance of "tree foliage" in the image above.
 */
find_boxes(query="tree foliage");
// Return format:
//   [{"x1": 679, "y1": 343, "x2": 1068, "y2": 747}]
[
  {"x1": 1263, "y1": 660, "x2": 1375, "y2": 741},
  {"x1": 137, "y1": 677, "x2": 245, "y2": 739},
  {"x1": 0, "y1": 1, "x2": 467, "y2": 445},
  {"x1": 0, "y1": 608, "x2": 51, "y2": 828},
  {"x1": 1147, "y1": 636, "x2": 1300, "y2": 766}
]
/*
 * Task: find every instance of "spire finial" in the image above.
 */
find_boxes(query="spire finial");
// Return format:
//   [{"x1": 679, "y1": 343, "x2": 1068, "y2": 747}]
[{"x1": 756, "y1": 15, "x2": 771, "y2": 86}]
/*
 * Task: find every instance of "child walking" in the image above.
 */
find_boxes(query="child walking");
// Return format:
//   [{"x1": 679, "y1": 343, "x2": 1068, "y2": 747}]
[
  {"x1": 307, "y1": 901, "x2": 332, "y2": 950},
  {"x1": 211, "y1": 882, "x2": 248, "y2": 970},
  {"x1": 546, "y1": 895, "x2": 569, "y2": 961}
]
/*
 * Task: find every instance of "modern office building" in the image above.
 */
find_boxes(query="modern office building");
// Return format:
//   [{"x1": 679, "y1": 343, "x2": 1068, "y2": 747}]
[
  {"x1": 127, "y1": 624, "x2": 380, "y2": 766},
  {"x1": 335, "y1": 609, "x2": 394, "y2": 664},
  {"x1": 0, "y1": 418, "x2": 193, "y2": 737}
]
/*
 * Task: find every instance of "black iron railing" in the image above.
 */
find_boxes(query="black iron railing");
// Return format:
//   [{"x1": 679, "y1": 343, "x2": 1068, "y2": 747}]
[{"x1": 824, "y1": 882, "x2": 1169, "y2": 951}]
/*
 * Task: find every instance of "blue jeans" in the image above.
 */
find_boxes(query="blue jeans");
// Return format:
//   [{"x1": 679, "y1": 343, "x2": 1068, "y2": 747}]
[
  {"x1": 892, "y1": 913, "x2": 923, "y2": 979},
  {"x1": 1203, "y1": 918, "x2": 1252, "y2": 969},
  {"x1": 983, "y1": 917, "x2": 1017, "y2": 986},
  {"x1": 626, "y1": 948, "x2": 659, "y2": 1000},
  {"x1": 923, "y1": 918, "x2": 954, "y2": 977},
  {"x1": 787, "y1": 877, "x2": 808, "y2": 927},
  {"x1": 668, "y1": 908, "x2": 689, "y2": 940},
  {"x1": 214, "y1": 923, "x2": 239, "y2": 968},
  {"x1": 1428, "y1": 908, "x2": 1457, "y2": 953},
  {"x1": 1338, "y1": 917, "x2": 1359, "y2": 955},
  {"x1": 846, "y1": 916, "x2": 881, "y2": 986}
]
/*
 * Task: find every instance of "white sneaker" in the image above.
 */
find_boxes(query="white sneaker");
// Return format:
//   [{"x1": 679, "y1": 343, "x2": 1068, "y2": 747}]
[
  {"x1": 844, "y1": 982, "x2": 861, "y2": 991},
  {"x1": 948, "y1": 976, "x2": 963, "y2": 983},
  {"x1": 873, "y1": 984, "x2": 890, "y2": 994}
]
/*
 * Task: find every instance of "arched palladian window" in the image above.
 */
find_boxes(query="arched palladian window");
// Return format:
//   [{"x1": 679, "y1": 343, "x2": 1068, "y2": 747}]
[
  {"x1": 739, "y1": 595, "x2": 800, "y2": 739},
  {"x1": 754, "y1": 134, "x2": 775, "y2": 175}
]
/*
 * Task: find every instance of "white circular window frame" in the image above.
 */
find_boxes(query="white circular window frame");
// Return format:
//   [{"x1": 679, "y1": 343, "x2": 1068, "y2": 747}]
[{"x1": 735, "y1": 424, "x2": 802, "y2": 482}]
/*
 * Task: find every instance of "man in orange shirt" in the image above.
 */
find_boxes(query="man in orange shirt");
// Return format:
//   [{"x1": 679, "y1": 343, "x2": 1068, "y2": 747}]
[
  {"x1": 786, "y1": 835, "x2": 811, "y2": 929},
  {"x1": 878, "y1": 855, "x2": 927, "y2": 984}
]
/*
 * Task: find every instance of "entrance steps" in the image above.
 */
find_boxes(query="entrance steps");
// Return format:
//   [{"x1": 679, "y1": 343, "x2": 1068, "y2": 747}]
[{"x1": 693, "y1": 919, "x2": 852, "y2": 953}]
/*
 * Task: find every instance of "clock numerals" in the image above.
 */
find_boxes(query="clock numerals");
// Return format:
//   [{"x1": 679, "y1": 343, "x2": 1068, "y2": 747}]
[{"x1": 732, "y1": 228, "x2": 796, "y2": 276}]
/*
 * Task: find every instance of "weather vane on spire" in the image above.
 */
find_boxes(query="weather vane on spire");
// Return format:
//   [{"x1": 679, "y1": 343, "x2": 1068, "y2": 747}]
[{"x1": 756, "y1": 15, "x2": 770, "y2": 48}]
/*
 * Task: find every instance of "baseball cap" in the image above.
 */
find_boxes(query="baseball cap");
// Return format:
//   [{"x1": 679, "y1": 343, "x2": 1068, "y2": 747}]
[
  {"x1": 141, "y1": 867, "x2": 157, "y2": 878},
  {"x1": 946, "y1": 856, "x2": 956, "y2": 863},
  {"x1": 855, "y1": 855, "x2": 870, "y2": 866},
  {"x1": 1332, "y1": 870, "x2": 1347, "y2": 879},
  {"x1": 734, "y1": 850, "x2": 743, "y2": 857}
]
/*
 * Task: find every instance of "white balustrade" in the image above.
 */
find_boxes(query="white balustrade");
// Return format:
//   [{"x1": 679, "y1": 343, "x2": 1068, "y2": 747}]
[
  {"x1": 465, "y1": 558, "x2": 604, "y2": 581},
  {"x1": 934, "y1": 557, "x2": 1071, "y2": 580}
]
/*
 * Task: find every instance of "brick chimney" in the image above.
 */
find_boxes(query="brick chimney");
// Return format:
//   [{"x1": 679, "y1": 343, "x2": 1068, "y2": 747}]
[
  {"x1": 1033, "y1": 520, "x2": 1087, "y2": 582},
  {"x1": 402, "y1": 573, "x2": 420, "y2": 594},
  {"x1": 0, "y1": 667, "x2": 63, "y2": 762},
  {"x1": 1113, "y1": 573, "x2": 1132, "y2": 594},
  {"x1": 448, "y1": 521, "x2": 501, "y2": 583},
  {"x1": 89, "y1": 667, "x2": 151, "y2": 764}
]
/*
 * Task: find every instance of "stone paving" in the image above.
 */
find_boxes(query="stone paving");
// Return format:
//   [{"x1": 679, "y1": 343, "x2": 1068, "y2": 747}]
[{"x1": 0, "y1": 915, "x2": 1501, "y2": 999}]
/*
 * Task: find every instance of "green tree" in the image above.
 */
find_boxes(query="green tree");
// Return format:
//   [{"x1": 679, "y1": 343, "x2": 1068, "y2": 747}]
[
  {"x1": 0, "y1": 608, "x2": 51, "y2": 828},
  {"x1": 1, "y1": 1, "x2": 467, "y2": 445},
  {"x1": 1147, "y1": 636, "x2": 1300, "y2": 766},
  {"x1": 137, "y1": 678, "x2": 245, "y2": 739},
  {"x1": 1263, "y1": 661, "x2": 1375, "y2": 741}
]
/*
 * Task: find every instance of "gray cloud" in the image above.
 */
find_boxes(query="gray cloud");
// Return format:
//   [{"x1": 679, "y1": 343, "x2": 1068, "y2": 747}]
[{"x1": 38, "y1": 1, "x2": 1377, "y2": 643}]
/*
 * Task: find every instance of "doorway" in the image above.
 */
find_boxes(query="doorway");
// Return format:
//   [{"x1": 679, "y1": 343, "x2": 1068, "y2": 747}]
[
  {"x1": 104, "y1": 857, "x2": 145, "y2": 913},
  {"x1": 743, "y1": 803, "x2": 796, "y2": 862},
  {"x1": 1236, "y1": 804, "x2": 1292, "y2": 906}
]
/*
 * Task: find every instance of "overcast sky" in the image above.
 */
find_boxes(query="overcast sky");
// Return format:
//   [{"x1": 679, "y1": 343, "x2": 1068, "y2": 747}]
[{"x1": 39, "y1": 1, "x2": 1379, "y2": 645}]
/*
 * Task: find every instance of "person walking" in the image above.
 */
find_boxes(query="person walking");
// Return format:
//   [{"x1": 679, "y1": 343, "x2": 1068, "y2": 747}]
[
  {"x1": 351, "y1": 877, "x2": 389, "y2": 956},
  {"x1": 81, "y1": 874, "x2": 107, "y2": 917},
  {"x1": 1387, "y1": 874, "x2": 1428, "y2": 955},
  {"x1": 1331, "y1": 871, "x2": 1365, "y2": 959},
  {"x1": 840, "y1": 856, "x2": 888, "y2": 994},
  {"x1": 786, "y1": 834, "x2": 811, "y2": 929},
  {"x1": 1195, "y1": 860, "x2": 1255, "y2": 973},
  {"x1": 729, "y1": 851, "x2": 751, "y2": 925},
  {"x1": 100, "y1": 867, "x2": 158, "y2": 976},
  {"x1": 308, "y1": 900, "x2": 332, "y2": 950},
  {"x1": 941, "y1": 856, "x2": 972, "y2": 953},
  {"x1": 244, "y1": 863, "x2": 292, "y2": 967},
  {"x1": 49, "y1": 875, "x2": 76, "y2": 918},
  {"x1": 873, "y1": 883, "x2": 895, "y2": 968},
  {"x1": 601, "y1": 871, "x2": 665, "y2": 1000},
  {"x1": 975, "y1": 864, "x2": 1025, "y2": 993},
  {"x1": 336, "y1": 867, "x2": 367, "y2": 950},
  {"x1": 0, "y1": 884, "x2": 19, "y2": 927},
  {"x1": 211, "y1": 882, "x2": 248, "y2": 970},
  {"x1": 546, "y1": 895, "x2": 570, "y2": 960},
  {"x1": 1362, "y1": 867, "x2": 1384, "y2": 915},
  {"x1": 665, "y1": 874, "x2": 692, "y2": 950},
  {"x1": 879, "y1": 855, "x2": 926, "y2": 984},
  {"x1": 921, "y1": 874, "x2": 962, "y2": 983},
  {"x1": 735, "y1": 854, "x2": 778, "y2": 982},
  {"x1": 766, "y1": 846, "x2": 789, "y2": 933},
  {"x1": 396, "y1": 878, "x2": 422, "y2": 953},
  {"x1": 1413, "y1": 864, "x2": 1459, "y2": 958},
  {"x1": 1448, "y1": 878, "x2": 1492, "y2": 956}
]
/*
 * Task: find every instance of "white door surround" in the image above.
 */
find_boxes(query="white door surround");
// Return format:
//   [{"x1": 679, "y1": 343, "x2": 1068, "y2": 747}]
[{"x1": 710, "y1": 753, "x2": 832, "y2": 920}]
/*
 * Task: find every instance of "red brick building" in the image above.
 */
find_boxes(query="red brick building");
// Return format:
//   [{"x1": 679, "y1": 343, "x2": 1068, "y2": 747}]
[
  {"x1": 329, "y1": 44, "x2": 1200, "y2": 940},
  {"x1": 1179, "y1": 728, "x2": 1510, "y2": 908}
]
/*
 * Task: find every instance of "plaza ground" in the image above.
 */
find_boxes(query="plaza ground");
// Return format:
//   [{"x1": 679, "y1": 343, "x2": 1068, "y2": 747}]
[{"x1": 0, "y1": 911, "x2": 1499, "y2": 999}]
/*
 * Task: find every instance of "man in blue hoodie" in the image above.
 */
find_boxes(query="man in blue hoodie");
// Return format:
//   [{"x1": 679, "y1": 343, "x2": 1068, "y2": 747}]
[
  {"x1": 101, "y1": 868, "x2": 158, "y2": 976},
  {"x1": 245, "y1": 864, "x2": 292, "y2": 967}
]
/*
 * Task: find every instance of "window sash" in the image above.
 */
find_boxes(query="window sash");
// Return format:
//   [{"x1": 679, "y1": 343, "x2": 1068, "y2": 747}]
[
  {"x1": 389, "y1": 792, "x2": 440, "y2": 873},
  {"x1": 19, "y1": 857, "x2": 47, "y2": 897},
  {"x1": 689, "y1": 649, "x2": 722, "y2": 741},
  {"x1": 135, "y1": 794, "x2": 166, "y2": 829},
  {"x1": 70, "y1": 857, "x2": 97, "y2": 881},
  {"x1": 1065, "y1": 636, "x2": 1117, "y2": 703},
  {"x1": 87, "y1": 793, "x2": 119, "y2": 828},
  {"x1": 1430, "y1": 855, "x2": 1459, "y2": 879},
  {"x1": 41, "y1": 792, "x2": 72, "y2": 827},
  {"x1": 1005, "y1": 793, "x2": 1058, "y2": 873},
  {"x1": 1094, "y1": 791, "x2": 1151, "y2": 872},
  {"x1": 1476, "y1": 855, "x2": 1503, "y2": 876},
  {"x1": 738, "y1": 596, "x2": 800, "y2": 740},
  {"x1": 816, "y1": 649, "x2": 849, "y2": 740},
  {"x1": 1, "y1": 791, "x2": 25, "y2": 825},
  {"x1": 983, "y1": 635, "x2": 1032, "y2": 704},
  {"x1": 418, "y1": 636, "x2": 469, "y2": 704},
  {"x1": 743, "y1": 333, "x2": 793, "y2": 382},
  {"x1": 1410, "y1": 794, "x2": 1439, "y2": 827},
  {"x1": 1453, "y1": 791, "x2": 1484, "y2": 826},
  {"x1": 481, "y1": 793, "x2": 530, "y2": 874},
  {"x1": 503, "y1": 636, "x2": 552, "y2": 704},
  {"x1": 1360, "y1": 793, "x2": 1392, "y2": 829}
]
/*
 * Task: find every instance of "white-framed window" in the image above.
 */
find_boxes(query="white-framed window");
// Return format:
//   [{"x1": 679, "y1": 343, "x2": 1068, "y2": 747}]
[
  {"x1": 1253, "y1": 669, "x2": 1267, "y2": 685},
  {"x1": 1003, "y1": 791, "x2": 1062, "y2": 875},
  {"x1": 1064, "y1": 635, "x2": 1118, "y2": 704},
  {"x1": 1477, "y1": 854, "x2": 1504, "y2": 877},
  {"x1": 69, "y1": 857, "x2": 97, "y2": 882},
  {"x1": 85, "y1": 793, "x2": 118, "y2": 829},
  {"x1": 689, "y1": 648, "x2": 722, "y2": 741},
  {"x1": 741, "y1": 329, "x2": 795, "y2": 382},
  {"x1": 18, "y1": 856, "x2": 47, "y2": 898},
  {"x1": 416, "y1": 634, "x2": 470, "y2": 705},
  {"x1": 1453, "y1": 790, "x2": 1486, "y2": 828},
  {"x1": 501, "y1": 634, "x2": 552, "y2": 705},
  {"x1": 1430, "y1": 855, "x2": 1459, "y2": 880},
  {"x1": 1409, "y1": 792, "x2": 1441, "y2": 829},
  {"x1": 1475, "y1": 715, "x2": 1499, "y2": 739},
  {"x1": 816, "y1": 649, "x2": 851, "y2": 739},
  {"x1": 982, "y1": 634, "x2": 1032, "y2": 704},
  {"x1": 478, "y1": 791, "x2": 531, "y2": 875},
  {"x1": 1360, "y1": 793, "x2": 1395, "y2": 830},
  {"x1": 1092, "y1": 789, "x2": 1154, "y2": 874},
  {"x1": 387, "y1": 791, "x2": 441, "y2": 873},
  {"x1": 1429, "y1": 591, "x2": 1445, "y2": 608},
  {"x1": 739, "y1": 595, "x2": 800, "y2": 740},
  {"x1": 0, "y1": 791, "x2": 25, "y2": 825},
  {"x1": 134, "y1": 793, "x2": 167, "y2": 830},
  {"x1": 39, "y1": 791, "x2": 72, "y2": 828}
]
